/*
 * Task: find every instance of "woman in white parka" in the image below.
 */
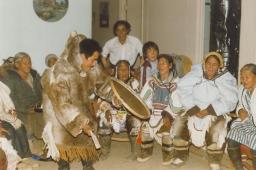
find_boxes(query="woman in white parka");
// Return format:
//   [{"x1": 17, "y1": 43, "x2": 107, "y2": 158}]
[{"x1": 173, "y1": 52, "x2": 238, "y2": 170}]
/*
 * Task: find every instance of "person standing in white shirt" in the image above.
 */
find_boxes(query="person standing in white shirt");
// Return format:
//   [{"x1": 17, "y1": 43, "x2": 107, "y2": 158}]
[{"x1": 101, "y1": 20, "x2": 143, "y2": 75}]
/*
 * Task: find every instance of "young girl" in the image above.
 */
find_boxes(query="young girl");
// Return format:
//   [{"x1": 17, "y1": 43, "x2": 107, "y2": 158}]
[
  {"x1": 140, "y1": 41, "x2": 159, "y2": 88},
  {"x1": 227, "y1": 63, "x2": 256, "y2": 170},
  {"x1": 137, "y1": 54, "x2": 184, "y2": 165}
]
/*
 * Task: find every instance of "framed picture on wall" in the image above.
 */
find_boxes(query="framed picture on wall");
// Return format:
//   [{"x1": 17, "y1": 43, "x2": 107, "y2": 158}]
[
  {"x1": 33, "y1": 0, "x2": 69, "y2": 22},
  {"x1": 99, "y1": 2, "x2": 109, "y2": 27}
]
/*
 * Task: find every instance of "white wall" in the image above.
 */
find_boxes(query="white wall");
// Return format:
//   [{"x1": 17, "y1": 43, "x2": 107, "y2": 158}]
[
  {"x1": 0, "y1": 0, "x2": 92, "y2": 74},
  {"x1": 239, "y1": 0, "x2": 256, "y2": 71},
  {"x1": 142, "y1": 0, "x2": 204, "y2": 63},
  {"x1": 126, "y1": 0, "x2": 142, "y2": 40},
  {"x1": 141, "y1": 0, "x2": 256, "y2": 74}
]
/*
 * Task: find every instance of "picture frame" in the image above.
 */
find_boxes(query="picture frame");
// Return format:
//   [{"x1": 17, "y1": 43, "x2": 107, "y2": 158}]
[{"x1": 99, "y1": 2, "x2": 109, "y2": 27}]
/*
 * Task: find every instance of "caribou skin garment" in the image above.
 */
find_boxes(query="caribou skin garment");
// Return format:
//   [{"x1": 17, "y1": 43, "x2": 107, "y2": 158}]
[{"x1": 41, "y1": 34, "x2": 99, "y2": 162}]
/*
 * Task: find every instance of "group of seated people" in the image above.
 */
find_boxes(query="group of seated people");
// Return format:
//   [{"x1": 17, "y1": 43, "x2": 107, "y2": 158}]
[
  {"x1": 0, "y1": 52, "x2": 59, "y2": 170},
  {"x1": 97, "y1": 46, "x2": 255, "y2": 170},
  {"x1": 0, "y1": 20, "x2": 255, "y2": 170}
]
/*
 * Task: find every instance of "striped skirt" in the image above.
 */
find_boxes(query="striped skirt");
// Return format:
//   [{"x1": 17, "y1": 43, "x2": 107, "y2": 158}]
[{"x1": 227, "y1": 115, "x2": 256, "y2": 150}]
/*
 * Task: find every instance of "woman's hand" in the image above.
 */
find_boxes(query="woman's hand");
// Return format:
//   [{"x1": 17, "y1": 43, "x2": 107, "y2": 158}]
[
  {"x1": 113, "y1": 96, "x2": 122, "y2": 108},
  {"x1": 238, "y1": 109, "x2": 248, "y2": 121},
  {"x1": 8, "y1": 109, "x2": 16, "y2": 118}
]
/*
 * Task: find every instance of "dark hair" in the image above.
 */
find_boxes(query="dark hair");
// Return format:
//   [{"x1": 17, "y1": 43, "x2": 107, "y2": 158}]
[
  {"x1": 115, "y1": 60, "x2": 130, "y2": 78},
  {"x1": 113, "y1": 20, "x2": 131, "y2": 36},
  {"x1": 142, "y1": 41, "x2": 159, "y2": 59},
  {"x1": 241, "y1": 63, "x2": 256, "y2": 75},
  {"x1": 79, "y1": 39, "x2": 102, "y2": 58},
  {"x1": 116, "y1": 60, "x2": 130, "y2": 67},
  {"x1": 157, "y1": 54, "x2": 178, "y2": 77},
  {"x1": 3, "y1": 56, "x2": 14, "y2": 65}
]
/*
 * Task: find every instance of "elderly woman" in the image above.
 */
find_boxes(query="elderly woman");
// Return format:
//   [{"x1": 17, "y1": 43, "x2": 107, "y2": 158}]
[
  {"x1": 96, "y1": 60, "x2": 141, "y2": 160},
  {"x1": 0, "y1": 59, "x2": 31, "y2": 159},
  {"x1": 174, "y1": 52, "x2": 238, "y2": 170},
  {"x1": 1, "y1": 52, "x2": 43, "y2": 155},
  {"x1": 226, "y1": 64, "x2": 256, "y2": 170},
  {"x1": 137, "y1": 54, "x2": 184, "y2": 165}
]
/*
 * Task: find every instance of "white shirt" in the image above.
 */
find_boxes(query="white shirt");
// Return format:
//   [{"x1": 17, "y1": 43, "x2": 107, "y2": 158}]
[{"x1": 102, "y1": 35, "x2": 142, "y2": 66}]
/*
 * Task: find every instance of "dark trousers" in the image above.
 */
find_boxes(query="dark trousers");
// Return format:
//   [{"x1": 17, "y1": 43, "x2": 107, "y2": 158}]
[
  {"x1": 57, "y1": 159, "x2": 94, "y2": 170},
  {"x1": 228, "y1": 139, "x2": 256, "y2": 169},
  {"x1": 1, "y1": 121, "x2": 31, "y2": 158}
]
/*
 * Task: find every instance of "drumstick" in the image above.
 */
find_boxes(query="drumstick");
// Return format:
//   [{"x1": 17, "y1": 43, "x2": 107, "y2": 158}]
[{"x1": 89, "y1": 131, "x2": 101, "y2": 149}]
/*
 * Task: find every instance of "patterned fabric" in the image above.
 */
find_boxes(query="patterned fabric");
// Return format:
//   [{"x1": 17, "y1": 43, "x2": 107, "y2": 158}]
[
  {"x1": 150, "y1": 74, "x2": 177, "y2": 111},
  {"x1": 227, "y1": 87, "x2": 256, "y2": 150},
  {"x1": 139, "y1": 72, "x2": 183, "y2": 144},
  {"x1": 152, "y1": 85, "x2": 170, "y2": 110},
  {"x1": 227, "y1": 115, "x2": 256, "y2": 150},
  {"x1": 97, "y1": 77, "x2": 141, "y2": 134}
]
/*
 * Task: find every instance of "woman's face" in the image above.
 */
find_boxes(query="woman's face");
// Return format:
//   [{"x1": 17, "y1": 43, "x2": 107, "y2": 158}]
[
  {"x1": 157, "y1": 57, "x2": 171, "y2": 78},
  {"x1": 241, "y1": 69, "x2": 256, "y2": 91},
  {"x1": 117, "y1": 63, "x2": 129, "y2": 82},
  {"x1": 146, "y1": 48, "x2": 158, "y2": 62},
  {"x1": 204, "y1": 56, "x2": 220, "y2": 79},
  {"x1": 16, "y1": 57, "x2": 31, "y2": 74}
]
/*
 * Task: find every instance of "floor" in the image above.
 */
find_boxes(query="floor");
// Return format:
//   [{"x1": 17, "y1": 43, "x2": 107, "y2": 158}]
[{"x1": 21, "y1": 141, "x2": 232, "y2": 170}]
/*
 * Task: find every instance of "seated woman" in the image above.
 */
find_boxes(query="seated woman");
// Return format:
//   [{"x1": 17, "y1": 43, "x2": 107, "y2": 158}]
[
  {"x1": 0, "y1": 59, "x2": 31, "y2": 159},
  {"x1": 226, "y1": 63, "x2": 256, "y2": 170},
  {"x1": 96, "y1": 60, "x2": 141, "y2": 160},
  {"x1": 137, "y1": 54, "x2": 184, "y2": 165},
  {"x1": 1, "y1": 52, "x2": 43, "y2": 156},
  {"x1": 174, "y1": 52, "x2": 238, "y2": 169}
]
